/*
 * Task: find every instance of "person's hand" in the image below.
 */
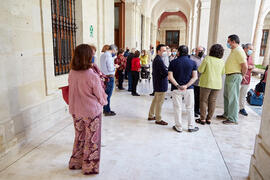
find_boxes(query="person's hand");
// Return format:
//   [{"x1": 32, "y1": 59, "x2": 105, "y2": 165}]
[
  {"x1": 248, "y1": 65, "x2": 254, "y2": 69},
  {"x1": 242, "y1": 76, "x2": 248, "y2": 83},
  {"x1": 115, "y1": 64, "x2": 120, "y2": 68},
  {"x1": 180, "y1": 85, "x2": 187, "y2": 91}
]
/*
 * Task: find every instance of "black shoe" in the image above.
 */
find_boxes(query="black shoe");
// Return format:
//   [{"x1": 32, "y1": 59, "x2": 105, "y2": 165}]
[
  {"x1": 216, "y1": 115, "x2": 227, "y2": 119},
  {"x1": 132, "y1": 93, "x2": 140, "y2": 96},
  {"x1": 239, "y1": 109, "x2": 248, "y2": 116},
  {"x1": 195, "y1": 111, "x2": 200, "y2": 115},
  {"x1": 222, "y1": 120, "x2": 238, "y2": 125},
  {"x1": 188, "y1": 127, "x2": 199, "y2": 132},
  {"x1": 150, "y1": 92, "x2": 155, "y2": 96},
  {"x1": 118, "y1": 87, "x2": 125, "y2": 90},
  {"x1": 172, "y1": 126, "x2": 182, "y2": 133},
  {"x1": 128, "y1": 89, "x2": 132, "y2": 92},
  {"x1": 104, "y1": 111, "x2": 116, "y2": 116}
]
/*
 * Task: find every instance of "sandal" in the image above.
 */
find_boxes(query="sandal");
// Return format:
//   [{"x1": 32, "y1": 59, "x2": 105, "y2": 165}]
[
  {"x1": 195, "y1": 118, "x2": 205, "y2": 125},
  {"x1": 206, "y1": 120, "x2": 211, "y2": 124}
]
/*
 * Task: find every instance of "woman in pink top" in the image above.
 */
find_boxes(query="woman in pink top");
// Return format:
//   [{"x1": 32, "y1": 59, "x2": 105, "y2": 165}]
[{"x1": 68, "y1": 44, "x2": 107, "y2": 175}]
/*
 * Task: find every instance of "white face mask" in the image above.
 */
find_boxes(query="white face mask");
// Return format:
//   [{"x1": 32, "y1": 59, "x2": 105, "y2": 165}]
[
  {"x1": 162, "y1": 52, "x2": 167, "y2": 57},
  {"x1": 168, "y1": 52, "x2": 172, "y2": 56}
]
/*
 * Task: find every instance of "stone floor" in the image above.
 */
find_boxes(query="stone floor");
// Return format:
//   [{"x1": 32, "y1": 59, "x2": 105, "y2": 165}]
[{"x1": 0, "y1": 79, "x2": 262, "y2": 180}]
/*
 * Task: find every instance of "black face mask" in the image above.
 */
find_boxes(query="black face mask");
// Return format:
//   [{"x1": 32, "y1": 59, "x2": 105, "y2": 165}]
[{"x1": 198, "y1": 52, "x2": 204, "y2": 58}]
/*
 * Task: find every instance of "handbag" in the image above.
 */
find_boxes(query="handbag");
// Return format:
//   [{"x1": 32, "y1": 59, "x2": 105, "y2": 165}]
[{"x1": 59, "y1": 86, "x2": 69, "y2": 105}]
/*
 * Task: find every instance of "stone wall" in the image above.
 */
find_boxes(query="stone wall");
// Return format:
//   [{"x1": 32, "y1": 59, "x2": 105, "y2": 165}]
[{"x1": 0, "y1": 0, "x2": 114, "y2": 170}]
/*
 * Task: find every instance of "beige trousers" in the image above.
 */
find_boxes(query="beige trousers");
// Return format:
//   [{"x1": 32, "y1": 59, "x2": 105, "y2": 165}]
[
  {"x1": 148, "y1": 92, "x2": 165, "y2": 121},
  {"x1": 239, "y1": 84, "x2": 249, "y2": 110},
  {"x1": 200, "y1": 87, "x2": 220, "y2": 120},
  {"x1": 172, "y1": 89, "x2": 195, "y2": 131}
]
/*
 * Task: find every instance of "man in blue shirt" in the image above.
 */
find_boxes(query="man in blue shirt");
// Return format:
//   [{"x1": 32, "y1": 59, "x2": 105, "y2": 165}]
[
  {"x1": 168, "y1": 45, "x2": 199, "y2": 133},
  {"x1": 148, "y1": 44, "x2": 168, "y2": 125},
  {"x1": 100, "y1": 44, "x2": 118, "y2": 116}
]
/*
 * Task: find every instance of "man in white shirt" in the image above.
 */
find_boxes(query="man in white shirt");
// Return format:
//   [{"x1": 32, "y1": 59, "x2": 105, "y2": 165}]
[{"x1": 100, "y1": 44, "x2": 118, "y2": 116}]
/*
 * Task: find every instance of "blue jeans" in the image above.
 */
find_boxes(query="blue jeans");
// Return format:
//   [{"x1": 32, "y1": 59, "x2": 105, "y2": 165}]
[
  {"x1": 127, "y1": 71, "x2": 133, "y2": 91},
  {"x1": 103, "y1": 77, "x2": 114, "y2": 113}
]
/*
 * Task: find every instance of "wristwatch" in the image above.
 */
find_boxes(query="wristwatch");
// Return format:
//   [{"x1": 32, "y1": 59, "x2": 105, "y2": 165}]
[{"x1": 176, "y1": 84, "x2": 181, "y2": 89}]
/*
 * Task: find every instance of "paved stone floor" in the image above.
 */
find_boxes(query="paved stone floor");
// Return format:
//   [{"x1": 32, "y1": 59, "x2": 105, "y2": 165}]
[{"x1": 0, "y1": 79, "x2": 262, "y2": 180}]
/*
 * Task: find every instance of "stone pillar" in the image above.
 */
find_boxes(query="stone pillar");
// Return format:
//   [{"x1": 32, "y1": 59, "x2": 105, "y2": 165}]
[
  {"x1": 253, "y1": 0, "x2": 266, "y2": 65},
  {"x1": 263, "y1": 29, "x2": 270, "y2": 66},
  {"x1": 151, "y1": 23, "x2": 158, "y2": 48},
  {"x1": 143, "y1": 17, "x2": 151, "y2": 50},
  {"x1": 196, "y1": 0, "x2": 211, "y2": 48},
  {"x1": 189, "y1": 0, "x2": 199, "y2": 51},
  {"x1": 125, "y1": 2, "x2": 136, "y2": 49},
  {"x1": 249, "y1": 68, "x2": 270, "y2": 179}
]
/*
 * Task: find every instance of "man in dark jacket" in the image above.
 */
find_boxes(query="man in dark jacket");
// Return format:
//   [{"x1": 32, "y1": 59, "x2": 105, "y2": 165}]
[
  {"x1": 148, "y1": 44, "x2": 168, "y2": 125},
  {"x1": 126, "y1": 48, "x2": 135, "y2": 91}
]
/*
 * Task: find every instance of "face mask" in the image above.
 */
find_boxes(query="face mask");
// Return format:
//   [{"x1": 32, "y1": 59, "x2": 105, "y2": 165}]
[
  {"x1": 247, "y1": 50, "x2": 253, "y2": 56},
  {"x1": 91, "y1": 56, "x2": 95, "y2": 63},
  {"x1": 172, "y1": 52, "x2": 177, "y2": 56},
  {"x1": 198, "y1": 52, "x2": 204, "y2": 58},
  {"x1": 112, "y1": 53, "x2": 116, "y2": 57},
  {"x1": 168, "y1": 52, "x2": 172, "y2": 56},
  {"x1": 162, "y1": 52, "x2": 167, "y2": 57},
  {"x1": 191, "y1": 52, "x2": 195, "y2": 55},
  {"x1": 227, "y1": 43, "x2": 231, "y2": 49}
]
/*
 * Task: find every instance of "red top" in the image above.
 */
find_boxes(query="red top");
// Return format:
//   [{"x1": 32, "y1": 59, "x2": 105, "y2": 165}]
[
  {"x1": 241, "y1": 55, "x2": 254, "y2": 85},
  {"x1": 114, "y1": 54, "x2": 127, "y2": 71},
  {"x1": 131, "y1": 57, "x2": 141, "y2": 72}
]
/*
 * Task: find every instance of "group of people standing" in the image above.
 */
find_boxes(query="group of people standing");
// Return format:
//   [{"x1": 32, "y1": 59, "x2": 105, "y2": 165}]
[
  {"x1": 66, "y1": 33, "x2": 261, "y2": 175},
  {"x1": 148, "y1": 34, "x2": 256, "y2": 133}
]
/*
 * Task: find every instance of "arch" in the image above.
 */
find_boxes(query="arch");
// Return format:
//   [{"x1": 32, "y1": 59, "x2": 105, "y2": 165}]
[
  {"x1": 147, "y1": 0, "x2": 192, "y2": 17},
  {"x1": 158, "y1": 11, "x2": 187, "y2": 29},
  {"x1": 151, "y1": 0, "x2": 190, "y2": 26}
]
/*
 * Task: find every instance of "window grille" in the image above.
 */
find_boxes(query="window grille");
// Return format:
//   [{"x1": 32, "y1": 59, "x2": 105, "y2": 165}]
[
  {"x1": 51, "y1": 0, "x2": 76, "y2": 76},
  {"x1": 260, "y1": 29, "x2": 269, "y2": 57}
]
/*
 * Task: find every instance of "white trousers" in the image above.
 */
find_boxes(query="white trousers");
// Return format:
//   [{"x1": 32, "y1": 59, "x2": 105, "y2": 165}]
[
  {"x1": 172, "y1": 89, "x2": 195, "y2": 131},
  {"x1": 239, "y1": 84, "x2": 249, "y2": 110}
]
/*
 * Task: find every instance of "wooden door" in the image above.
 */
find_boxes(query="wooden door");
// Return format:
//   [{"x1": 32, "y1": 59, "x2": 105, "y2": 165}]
[
  {"x1": 166, "y1": 30, "x2": 180, "y2": 49},
  {"x1": 114, "y1": 1, "x2": 125, "y2": 49}
]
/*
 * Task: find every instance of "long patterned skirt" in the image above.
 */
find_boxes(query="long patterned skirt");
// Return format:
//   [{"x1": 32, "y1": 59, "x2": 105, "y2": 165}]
[{"x1": 69, "y1": 114, "x2": 102, "y2": 174}]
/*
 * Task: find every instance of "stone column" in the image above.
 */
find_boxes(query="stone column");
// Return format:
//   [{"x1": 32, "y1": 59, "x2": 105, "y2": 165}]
[
  {"x1": 253, "y1": 0, "x2": 266, "y2": 65},
  {"x1": 196, "y1": 0, "x2": 211, "y2": 48},
  {"x1": 249, "y1": 68, "x2": 270, "y2": 179},
  {"x1": 263, "y1": 29, "x2": 270, "y2": 66},
  {"x1": 189, "y1": 0, "x2": 199, "y2": 50},
  {"x1": 143, "y1": 17, "x2": 151, "y2": 50},
  {"x1": 125, "y1": 2, "x2": 136, "y2": 49},
  {"x1": 151, "y1": 24, "x2": 158, "y2": 48}
]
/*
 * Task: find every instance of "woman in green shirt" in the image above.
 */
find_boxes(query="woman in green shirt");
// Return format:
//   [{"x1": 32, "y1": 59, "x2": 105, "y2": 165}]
[{"x1": 196, "y1": 44, "x2": 225, "y2": 125}]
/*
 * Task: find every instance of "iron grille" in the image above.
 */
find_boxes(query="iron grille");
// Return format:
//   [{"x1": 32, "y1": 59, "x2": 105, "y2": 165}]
[{"x1": 51, "y1": 0, "x2": 76, "y2": 76}]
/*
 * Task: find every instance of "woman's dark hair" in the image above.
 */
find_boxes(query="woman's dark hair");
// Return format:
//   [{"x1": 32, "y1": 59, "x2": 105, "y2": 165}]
[
  {"x1": 134, "y1": 50, "x2": 140, "y2": 58},
  {"x1": 70, "y1": 44, "x2": 93, "y2": 70},
  {"x1": 228, "y1": 34, "x2": 240, "y2": 44},
  {"x1": 178, "y1": 45, "x2": 189, "y2": 56},
  {"x1": 209, "y1": 44, "x2": 224, "y2": 59},
  {"x1": 117, "y1": 48, "x2": 124, "y2": 55}
]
